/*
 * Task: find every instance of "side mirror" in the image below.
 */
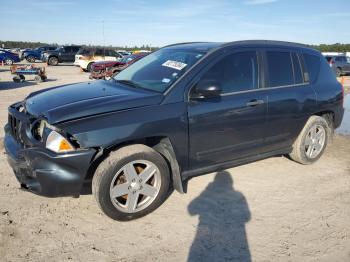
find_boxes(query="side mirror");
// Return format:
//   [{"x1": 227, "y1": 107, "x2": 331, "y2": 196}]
[{"x1": 192, "y1": 80, "x2": 221, "y2": 99}]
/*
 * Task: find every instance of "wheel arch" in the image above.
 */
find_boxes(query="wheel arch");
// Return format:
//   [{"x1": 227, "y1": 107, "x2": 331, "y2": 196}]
[
  {"x1": 313, "y1": 110, "x2": 335, "y2": 129},
  {"x1": 83, "y1": 136, "x2": 185, "y2": 195}
]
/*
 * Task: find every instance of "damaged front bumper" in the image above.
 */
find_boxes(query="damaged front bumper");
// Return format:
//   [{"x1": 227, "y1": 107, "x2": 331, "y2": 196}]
[
  {"x1": 4, "y1": 129, "x2": 96, "y2": 197},
  {"x1": 4, "y1": 103, "x2": 97, "y2": 197}
]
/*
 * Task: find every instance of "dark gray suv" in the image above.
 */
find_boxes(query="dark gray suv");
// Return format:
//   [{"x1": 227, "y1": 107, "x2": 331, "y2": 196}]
[
  {"x1": 4, "y1": 41, "x2": 345, "y2": 221},
  {"x1": 325, "y1": 55, "x2": 350, "y2": 77}
]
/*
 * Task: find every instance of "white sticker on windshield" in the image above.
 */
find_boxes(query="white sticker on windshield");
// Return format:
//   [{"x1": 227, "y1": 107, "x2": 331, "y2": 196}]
[
  {"x1": 162, "y1": 60, "x2": 187, "y2": 70},
  {"x1": 162, "y1": 78, "x2": 171, "y2": 83}
]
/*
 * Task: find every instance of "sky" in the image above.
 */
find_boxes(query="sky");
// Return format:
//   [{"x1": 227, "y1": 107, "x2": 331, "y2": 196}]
[{"x1": 1, "y1": 0, "x2": 350, "y2": 47}]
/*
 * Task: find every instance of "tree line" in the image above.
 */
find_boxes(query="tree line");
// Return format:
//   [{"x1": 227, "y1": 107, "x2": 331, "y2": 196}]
[
  {"x1": 0, "y1": 41, "x2": 156, "y2": 51},
  {"x1": 1, "y1": 40, "x2": 350, "y2": 53}
]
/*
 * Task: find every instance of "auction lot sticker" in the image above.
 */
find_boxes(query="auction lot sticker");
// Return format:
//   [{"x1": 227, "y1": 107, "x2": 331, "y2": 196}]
[{"x1": 162, "y1": 60, "x2": 187, "y2": 70}]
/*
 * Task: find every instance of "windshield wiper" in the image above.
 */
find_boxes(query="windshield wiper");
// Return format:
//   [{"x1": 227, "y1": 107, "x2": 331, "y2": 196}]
[{"x1": 116, "y1": 79, "x2": 141, "y2": 89}]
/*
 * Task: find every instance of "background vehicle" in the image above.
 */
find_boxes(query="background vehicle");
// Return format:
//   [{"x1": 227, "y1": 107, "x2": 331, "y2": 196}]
[
  {"x1": 90, "y1": 52, "x2": 148, "y2": 79},
  {"x1": 74, "y1": 48, "x2": 122, "y2": 72},
  {"x1": 42, "y1": 45, "x2": 81, "y2": 66},
  {"x1": 0, "y1": 49, "x2": 21, "y2": 65},
  {"x1": 324, "y1": 55, "x2": 350, "y2": 77},
  {"x1": 4, "y1": 41, "x2": 344, "y2": 221},
  {"x1": 21, "y1": 46, "x2": 57, "y2": 62},
  {"x1": 116, "y1": 50, "x2": 131, "y2": 57}
]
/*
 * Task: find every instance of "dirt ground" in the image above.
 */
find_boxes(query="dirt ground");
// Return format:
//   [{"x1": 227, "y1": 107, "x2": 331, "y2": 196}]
[{"x1": 0, "y1": 64, "x2": 350, "y2": 262}]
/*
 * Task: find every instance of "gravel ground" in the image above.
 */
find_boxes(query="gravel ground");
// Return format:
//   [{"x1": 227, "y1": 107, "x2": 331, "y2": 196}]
[{"x1": 0, "y1": 63, "x2": 349, "y2": 262}]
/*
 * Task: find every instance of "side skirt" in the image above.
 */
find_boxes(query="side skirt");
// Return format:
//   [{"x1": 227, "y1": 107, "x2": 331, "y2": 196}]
[{"x1": 182, "y1": 147, "x2": 292, "y2": 185}]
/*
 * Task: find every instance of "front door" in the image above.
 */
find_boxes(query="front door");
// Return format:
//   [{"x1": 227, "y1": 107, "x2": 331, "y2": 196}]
[{"x1": 188, "y1": 51, "x2": 268, "y2": 169}]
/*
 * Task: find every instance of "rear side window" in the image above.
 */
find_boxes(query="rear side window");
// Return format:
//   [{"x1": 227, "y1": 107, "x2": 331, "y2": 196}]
[
  {"x1": 200, "y1": 51, "x2": 258, "y2": 94},
  {"x1": 266, "y1": 51, "x2": 294, "y2": 87},
  {"x1": 303, "y1": 54, "x2": 320, "y2": 83},
  {"x1": 71, "y1": 46, "x2": 80, "y2": 53}
]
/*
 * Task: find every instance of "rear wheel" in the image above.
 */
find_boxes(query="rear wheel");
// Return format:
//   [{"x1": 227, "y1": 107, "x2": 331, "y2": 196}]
[
  {"x1": 48, "y1": 56, "x2": 58, "y2": 66},
  {"x1": 336, "y1": 67, "x2": 342, "y2": 77},
  {"x1": 289, "y1": 116, "x2": 330, "y2": 164},
  {"x1": 92, "y1": 144, "x2": 170, "y2": 221},
  {"x1": 26, "y1": 56, "x2": 35, "y2": 63},
  {"x1": 5, "y1": 59, "x2": 13, "y2": 65}
]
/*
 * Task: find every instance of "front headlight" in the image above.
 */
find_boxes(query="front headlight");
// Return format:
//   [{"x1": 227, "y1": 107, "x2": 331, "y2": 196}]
[{"x1": 46, "y1": 130, "x2": 75, "y2": 153}]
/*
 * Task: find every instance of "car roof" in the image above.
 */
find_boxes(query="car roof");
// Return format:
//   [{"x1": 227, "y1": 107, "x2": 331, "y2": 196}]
[{"x1": 164, "y1": 40, "x2": 318, "y2": 54}]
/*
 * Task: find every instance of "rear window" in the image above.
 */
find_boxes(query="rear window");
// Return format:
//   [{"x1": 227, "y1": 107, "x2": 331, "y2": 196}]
[
  {"x1": 266, "y1": 51, "x2": 294, "y2": 87},
  {"x1": 77, "y1": 48, "x2": 92, "y2": 55},
  {"x1": 303, "y1": 54, "x2": 320, "y2": 83}
]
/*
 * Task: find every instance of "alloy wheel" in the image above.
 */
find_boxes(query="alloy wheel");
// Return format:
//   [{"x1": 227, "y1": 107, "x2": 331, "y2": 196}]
[
  {"x1": 109, "y1": 160, "x2": 161, "y2": 213},
  {"x1": 304, "y1": 124, "x2": 326, "y2": 159},
  {"x1": 5, "y1": 59, "x2": 13, "y2": 65}
]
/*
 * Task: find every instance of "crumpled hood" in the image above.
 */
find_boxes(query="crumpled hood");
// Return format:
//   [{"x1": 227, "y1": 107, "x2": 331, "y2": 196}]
[{"x1": 25, "y1": 80, "x2": 163, "y2": 124}]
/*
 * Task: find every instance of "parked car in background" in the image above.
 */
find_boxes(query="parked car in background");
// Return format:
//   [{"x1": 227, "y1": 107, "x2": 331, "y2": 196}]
[
  {"x1": 42, "y1": 46, "x2": 82, "y2": 66},
  {"x1": 74, "y1": 48, "x2": 122, "y2": 71},
  {"x1": 21, "y1": 46, "x2": 57, "y2": 62},
  {"x1": 90, "y1": 53, "x2": 149, "y2": 79},
  {"x1": 0, "y1": 49, "x2": 21, "y2": 65},
  {"x1": 116, "y1": 50, "x2": 131, "y2": 57},
  {"x1": 4, "y1": 41, "x2": 344, "y2": 221},
  {"x1": 324, "y1": 55, "x2": 350, "y2": 77}
]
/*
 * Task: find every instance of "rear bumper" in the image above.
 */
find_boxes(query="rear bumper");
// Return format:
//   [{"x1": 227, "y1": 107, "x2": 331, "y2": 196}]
[{"x1": 4, "y1": 127, "x2": 96, "y2": 197}]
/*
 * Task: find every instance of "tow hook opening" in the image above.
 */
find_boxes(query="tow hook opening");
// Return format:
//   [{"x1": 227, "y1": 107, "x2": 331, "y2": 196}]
[{"x1": 20, "y1": 183, "x2": 29, "y2": 190}]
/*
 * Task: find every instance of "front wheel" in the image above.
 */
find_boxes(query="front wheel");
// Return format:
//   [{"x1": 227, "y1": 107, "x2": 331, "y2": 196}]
[
  {"x1": 92, "y1": 144, "x2": 170, "y2": 221},
  {"x1": 289, "y1": 116, "x2": 330, "y2": 164}
]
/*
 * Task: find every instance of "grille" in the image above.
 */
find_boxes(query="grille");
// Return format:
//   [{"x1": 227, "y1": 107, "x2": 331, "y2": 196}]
[{"x1": 8, "y1": 114, "x2": 24, "y2": 145}]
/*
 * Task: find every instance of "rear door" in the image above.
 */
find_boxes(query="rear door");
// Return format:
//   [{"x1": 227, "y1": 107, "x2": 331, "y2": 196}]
[
  {"x1": 263, "y1": 49, "x2": 317, "y2": 152},
  {"x1": 188, "y1": 49, "x2": 268, "y2": 169},
  {"x1": 60, "y1": 47, "x2": 72, "y2": 62}
]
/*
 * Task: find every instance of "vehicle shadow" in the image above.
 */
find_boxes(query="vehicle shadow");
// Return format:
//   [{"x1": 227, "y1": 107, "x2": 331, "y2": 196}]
[
  {"x1": 0, "y1": 81, "x2": 37, "y2": 90},
  {"x1": 187, "y1": 171, "x2": 251, "y2": 262}
]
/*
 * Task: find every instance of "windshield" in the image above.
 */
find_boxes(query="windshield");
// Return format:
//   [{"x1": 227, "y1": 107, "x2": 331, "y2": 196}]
[
  {"x1": 113, "y1": 48, "x2": 206, "y2": 93},
  {"x1": 120, "y1": 54, "x2": 139, "y2": 63}
]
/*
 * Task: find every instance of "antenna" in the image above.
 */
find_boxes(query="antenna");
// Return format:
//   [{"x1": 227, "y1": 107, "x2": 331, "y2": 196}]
[{"x1": 102, "y1": 20, "x2": 105, "y2": 57}]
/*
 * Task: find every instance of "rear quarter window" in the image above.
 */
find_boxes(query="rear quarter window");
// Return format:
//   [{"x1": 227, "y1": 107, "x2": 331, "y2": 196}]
[{"x1": 303, "y1": 53, "x2": 320, "y2": 83}]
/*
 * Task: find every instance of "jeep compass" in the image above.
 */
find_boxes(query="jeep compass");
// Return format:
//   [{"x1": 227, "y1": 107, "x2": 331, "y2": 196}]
[{"x1": 4, "y1": 41, "x2": 344, "y2": 221}]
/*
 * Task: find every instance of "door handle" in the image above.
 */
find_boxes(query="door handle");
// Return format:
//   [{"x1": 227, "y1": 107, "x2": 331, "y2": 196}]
[{"x1": 246, "y1": 99, "x2": 264, "y2": 107}]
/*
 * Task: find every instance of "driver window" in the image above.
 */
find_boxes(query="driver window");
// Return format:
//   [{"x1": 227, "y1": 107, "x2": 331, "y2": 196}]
[{"x1": 200, "y1": 51, "x2": 258, "y2": 94}]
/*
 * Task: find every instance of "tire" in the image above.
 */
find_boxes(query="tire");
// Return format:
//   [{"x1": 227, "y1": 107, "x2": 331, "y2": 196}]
[
  {"x1": 48, "y1": 56, "x2": 58, "y2": 66},
  {"x1": 5, "y1": 59, "x2": 13, "y2": 65},
  {"x1": 289, "y1": 116, "x2": 330, "y2": 165},
  {"x1": 13, "y1": 76, "x2": 21, "y2": 83},
  {"x1": 34, "y1": 75, "x2": 42, "y2": 83},
  {"x1": 92, "y1": 144, "x2": 170, "y2": 221},
  {"x1": 336, "y1": 67, "x2": 342, "y2": 77},
  {"x1": 26, "y1": 56, "x2": 35, "y2": 63},
  {"x1": 87, "y1": 62, "x2": 94, "y2": 72},
  {"x1": 19, "y1": 75, "x2": 25, "y2": 82}
]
